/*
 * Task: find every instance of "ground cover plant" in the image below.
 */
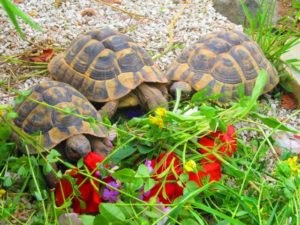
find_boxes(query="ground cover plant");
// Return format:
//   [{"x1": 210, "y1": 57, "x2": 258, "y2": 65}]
[{"x1": 0, "y1": 0, "x2": 300, "y2": 225}]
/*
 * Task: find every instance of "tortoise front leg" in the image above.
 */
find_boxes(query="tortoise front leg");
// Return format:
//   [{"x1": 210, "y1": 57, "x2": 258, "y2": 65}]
[
  {"x1": 98, "y1": 100, "x2": 119, "y2": 119},
  {"x1": 134, "y1": 83, "x2": 168, "y2": 111},
  {"x1": 89, "y1": 137, "x2": 113, "y2": 156}
]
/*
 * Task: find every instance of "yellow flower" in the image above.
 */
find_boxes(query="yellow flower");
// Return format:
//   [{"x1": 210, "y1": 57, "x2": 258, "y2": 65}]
[
  {"x1": 286, "y1": 156, "x2": 300, "y2": 174},
  {"x1": 149, "y1": 115, "x2": 164, "y2": 128},
  {"x1": 184, "y1": 160, "x2": 197, "y2": 172},
  {"x1": 155, "y1": 108, "x2": 167, "y2": 117},
  {"x1": 0, "y1": 189, "x2": 6, "y2": 198}
]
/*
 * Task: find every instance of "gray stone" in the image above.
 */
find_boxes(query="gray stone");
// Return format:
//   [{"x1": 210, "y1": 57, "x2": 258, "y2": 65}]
[
  {"x1": 280, "y1": 41, "x2": 300, "y2": 106},
  {"x1": 58, "y1": 213, "x2": 84, "y2": 225},
  {"x1": 212, "y1": 0, "x2": 278, "y2": 25}
]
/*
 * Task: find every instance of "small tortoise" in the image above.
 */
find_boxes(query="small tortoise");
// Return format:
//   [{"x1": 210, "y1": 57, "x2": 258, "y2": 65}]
[
  {"x1": 14, "y1": 80, "x2": 110, "y2": 163},
  {"x1": 48, "y1": 27, "x2": 168, "y2": 118},
  {"x1": 166, "y1": 30, "x2": 279, "y2": 102}
]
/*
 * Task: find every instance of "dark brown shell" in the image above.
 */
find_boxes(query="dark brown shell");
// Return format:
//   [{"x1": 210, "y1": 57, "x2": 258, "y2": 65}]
[
  {"x1": 14, "y1": 81, "x2": 107, "y2": 153},
  {"x1": 48, "y1": 28, "x2": 167, "y2": 102},
  {"x1": 166, "y1": 30, "x2": 279, "y2": 102}
]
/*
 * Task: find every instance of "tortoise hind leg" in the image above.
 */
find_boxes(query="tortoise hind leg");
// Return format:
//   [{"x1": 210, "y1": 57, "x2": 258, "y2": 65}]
[
  {"x1": 134, "y1": 83, "x2": 168, "y2": 111},
  {"x1": 98, "y1": 100, "x2": 119, "y2": 119}
]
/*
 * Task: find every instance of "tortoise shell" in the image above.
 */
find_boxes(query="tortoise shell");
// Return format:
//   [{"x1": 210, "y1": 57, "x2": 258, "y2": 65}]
[
  {"x1": 166, "y1": 30, "x2": 279, "y2": 102},
  {"x1": 14, "y1": 80, "x2": 107, "y2": 153},
  {"x1": 48, "y1": 27, "x2": 167, "y2": 103}
]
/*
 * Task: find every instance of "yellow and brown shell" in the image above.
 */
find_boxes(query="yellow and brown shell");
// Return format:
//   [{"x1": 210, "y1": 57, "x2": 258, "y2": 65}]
[
  {"x1": 48, "y1": 28, "x2": 167, "y2": 103},
  {"x1": 14, "y1": 80, "x2": 107, "y2": 153},
  {"x1": 166, "y1": 30, "x2": 279, "y2": 102}
]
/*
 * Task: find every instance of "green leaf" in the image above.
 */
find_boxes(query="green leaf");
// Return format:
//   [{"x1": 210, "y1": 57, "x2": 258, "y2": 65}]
[
  {"x1": 218, "y1": 120, "x2": 227, "y2": 132},
  {"x1": 34, "y1": 191, "x2": 43, "y2": 201},
  {"x1": 46, "y1": 149, "x2": 61, "y2": 163},
  {"x1": 185, "y1": 181, "x2": 199, "y2": 192},
  {"x1": 112, "y1": 168, "x2": 135, "y2": 183},
  {"x1": 209, "y1": 118, "x2": 218, "y2": 131},
  {"x1": 93, "y1": 215, "x2": 110, "y2": 225},
  {"x1": 130, "y1": 178, "x2": 144, "y2": 191},
  {"x1": 42, "y1": 163, "x2": 53, "y2": 175},
  {"x1": 17, "y1": 166, "x2": 28, "y2": 177},
  {"x1": 144, "y1": 210, "x2": 160, "y2": 219},
  {"x1": 79, "y1": 215, "x2": 94, "y2": 225},
  {"x1": 180, "y1": 173, "x2": 189, "y2": 183},
  {"x1": 252, "y1": 113, "x2": 299, "y2": 133},
  {"x1": 144, "y1": 178, "x2": 155, "y2": 192},
  {"x1": 14, "y1": 96, "x2": 25, "y2": 105},
  {"x1": 20, "y1": 89, "x2": 32, "y2": 97},
  {"x1": 3, "y1": 176, "x2": 12, "y2": 187},
  {"x1": 191, "y1": 87, "x2": 210, "y2": 103},
  {"x1": 0, "y1": 143, "x2": 14, "y2": 162},
  {"x1": 251, "y1": 69, "x2": 267, "y2": 102},
  {"x1": 100, "y1": 203, "x2": 126, "y2": 222},
  {"x1": 199, "y1": 105, "x2": 216, "y2": 118},
  {"x1": 136, "y1": 164, "x2": 150, "y2": 178},
  {"x1": 283, "y1": 187, "x2": 293, "y2": 199},
  {"x1": 181, "y1": 218, "x2": 199, "y2": 225},
  {"x1": 137, "y1": 145, "x2": 153, "y2": 154},
  {"x1": 112, "y1": 145, "x2": 136, "y2": 164},
  {"x1": 77, "y1": 158, "x2": 84, "y2": 169},
  {"x1": 6, "y1": 112, "x2": 18, "y2": 120}
]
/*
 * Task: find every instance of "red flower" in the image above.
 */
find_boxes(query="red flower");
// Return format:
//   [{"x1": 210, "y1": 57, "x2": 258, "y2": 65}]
[
  {"x1": 198, "y1": 125, "x2": 237, "y2": 163},
  {"x1": 55, "y1": 152, "x2": 105, "y2": 214},
  {"x1": 144, "y1": 152, "x2": 183, "y2": 204},
  {"x1": 188, "y1": 162, "x2": 222, "y2": 187}
]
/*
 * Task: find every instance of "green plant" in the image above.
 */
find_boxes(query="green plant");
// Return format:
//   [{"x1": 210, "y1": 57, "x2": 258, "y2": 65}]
[
  {"x1": 0, "y1": 0, "x2": 41, "y2": 39},
  {"x1": 241, "y1": 0, "x2": 300, "y2": 77}
]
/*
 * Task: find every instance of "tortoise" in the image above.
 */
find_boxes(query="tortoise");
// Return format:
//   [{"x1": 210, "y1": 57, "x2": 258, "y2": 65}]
[
  {"x1": 48, "y1": 27, "x2": 168, "y2": 118},
  {"x1": 166, "y1": 30, "x2": 279, "y2": 103},
  {"x1": 14, "y1": 81, "x2": 111, "y2": 186}
]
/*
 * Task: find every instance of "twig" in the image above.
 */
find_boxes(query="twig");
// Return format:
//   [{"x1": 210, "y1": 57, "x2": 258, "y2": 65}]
[
  {"x1": 94, "y1": 0, "x2": 145, "y2": 20},
  {"x1": 152, "y1": 0, "x2": 190, "y2": 60}
]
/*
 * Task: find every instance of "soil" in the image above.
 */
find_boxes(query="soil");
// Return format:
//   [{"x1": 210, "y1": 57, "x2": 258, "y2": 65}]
[{"x1": 277, "y1": 0, "x2": 300, "y2": 28}]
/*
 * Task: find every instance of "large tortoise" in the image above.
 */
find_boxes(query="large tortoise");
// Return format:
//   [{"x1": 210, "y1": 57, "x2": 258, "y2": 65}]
[
  {"x1": 166, "y1": 30, "x2": 279, "y2": 102},
  {"x1": 48, "y1": 27, "x2": 168, "y2": 118},
  {"x1": 14, "y1": 80, "x2": 110, "y2": 163}
]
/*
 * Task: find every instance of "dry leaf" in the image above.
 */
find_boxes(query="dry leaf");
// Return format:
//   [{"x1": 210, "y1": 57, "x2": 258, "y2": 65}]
[
  {"x1": 29, "y1": 49, "x2": 54, "y2": 62},
  {"x1": 80, "y1": 8, "x2": 96, "y2": 17},
  {"x1": 28, "y1": 10, "x2": 38, "y2": 17},
  {"x1": 102, "y1": 0, "x2": 122, "y2": 4},
  {"x1": 281, "y1": 92, "x2": 299, "y2": 110},
  {"x1": 13, "y1": 0, "x2": 24, "y2": 3}
]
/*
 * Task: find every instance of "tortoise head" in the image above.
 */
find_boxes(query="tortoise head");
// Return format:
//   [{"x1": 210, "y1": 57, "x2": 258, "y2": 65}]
[
  {"x1": 135, "y1": 83, "x2": 168, "y2": 111},
  {"x1": 170, "y1": 81, "x2": 193, "y2": 97},
  {"x1": 65, "y1": 134, "x2": 91, "y2": 162}
]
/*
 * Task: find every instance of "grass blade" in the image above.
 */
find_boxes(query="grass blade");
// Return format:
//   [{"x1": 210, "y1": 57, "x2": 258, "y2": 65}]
[{"x1": 0, "y1": 0, "x2": 41, "y2": 39}]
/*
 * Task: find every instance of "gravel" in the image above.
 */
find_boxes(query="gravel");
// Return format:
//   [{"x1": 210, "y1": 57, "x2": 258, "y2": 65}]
[
  {"x1": 0, "y1": 0, "x2": 299, "y2": 154},
  {"x1": 0, "y1": 0, "x2": 241, "y2": 105}
]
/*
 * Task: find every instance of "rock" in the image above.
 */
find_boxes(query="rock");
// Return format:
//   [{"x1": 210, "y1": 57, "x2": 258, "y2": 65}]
[
  {"x1": 80, "y1": 8, "x2": 96, "y2": 17},
  {"x1": 280, "y1": 41, "x2": 300, "y2": 107},
  {"x1": 58, "y1": 213, "x2": 84, "y2": 225},
  {"x1": 212, "y1": 0, "x2": 278, "y2": 25},
  {"x1": 273, "y1": 131, "x2": 300, "y2": 155},
  {"x1": 281, "y1": 92, "x2": 299, "y2": 110}
]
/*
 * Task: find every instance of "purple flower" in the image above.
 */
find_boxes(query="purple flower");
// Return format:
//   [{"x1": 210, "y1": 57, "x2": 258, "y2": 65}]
[
  {"x1": 102, "y1": 181, "x2": 119, "y2": 203},
  {"x1": 139, "y1": 190, "x2": 151, "y2": 200},
  {"x1": 145, "y1": 159, "x2": 153, "y2": 174},
  {"x1": 95, "y1": 171, "x2": 101, "y2": 178}
]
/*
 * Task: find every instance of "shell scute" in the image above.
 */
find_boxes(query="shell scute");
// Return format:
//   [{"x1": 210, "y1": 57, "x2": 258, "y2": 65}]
[
  {"x1": 14, "y1": 81, "x2": 107, "y2": 152},
  {"x1": 48, "y1": 28, "x2": 167, "y2": 102},
  {"x1": 167, "y1": 31, "x2": 278, "y2": 102}
]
